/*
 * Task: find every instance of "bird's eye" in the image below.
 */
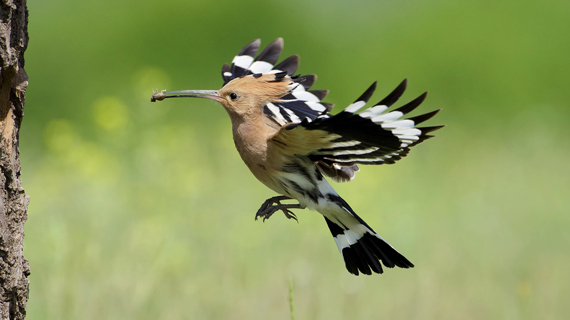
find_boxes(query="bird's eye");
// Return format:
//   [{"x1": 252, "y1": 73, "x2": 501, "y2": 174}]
[{"x1": 229, "y1": 93, "x2": 239, "y2": 101}]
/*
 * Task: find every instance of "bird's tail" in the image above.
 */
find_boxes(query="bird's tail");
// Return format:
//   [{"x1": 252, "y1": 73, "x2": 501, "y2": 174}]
[{"x1": 322, "y1": 195, "x2": 413, "y2": 275}]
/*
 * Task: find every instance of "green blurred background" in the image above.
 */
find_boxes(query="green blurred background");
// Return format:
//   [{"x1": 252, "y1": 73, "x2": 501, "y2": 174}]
[{"x1": 23, "y1": 0, "x2": 569, "y2": 319}]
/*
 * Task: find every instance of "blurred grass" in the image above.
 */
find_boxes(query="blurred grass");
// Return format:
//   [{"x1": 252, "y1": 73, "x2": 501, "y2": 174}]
[{"x1": 22, "y1": 0, "x2": 569, "y2": 319}]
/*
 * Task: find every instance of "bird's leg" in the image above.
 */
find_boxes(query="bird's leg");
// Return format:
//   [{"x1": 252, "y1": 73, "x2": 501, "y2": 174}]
[{"x1": 255, "y1": 196, "x2": 302, "y2": 222}]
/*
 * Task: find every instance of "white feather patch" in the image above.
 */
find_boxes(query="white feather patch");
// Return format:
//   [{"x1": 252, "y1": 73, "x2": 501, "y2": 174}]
[
  {"x1": 395, "y1": 135, "x2": 420, "y2": 141},
  {"x1": 371, "y1": 111, "x2": 404, "y2": 122},
  {"x1": 248, "y1": 61, "x2": 273, "y2": 74},
  {"x1": 232, "y1": 55, "x2": 254, "y2": 69},
  {"x1": 292, "y1": 83, "x2": 306, "y2": 92},
  {"x1": 392, "y1": 128, "x2": 422, "y2": 136},
  {"x1": 331, "y1": 158, "x2": 385, "y2": 163},
  {"x1": 292, "y1": 91, "x2": 320, "y2": 102},
  {"x1": 283, "y1": 107, "x2": 301, "y2": 123},
  {"x1": 359, "y1": 105, "x2": 388, "y2": 118},
  {"x1": 279, "y1": 172, "x2": 316, "y2": 190},
  {"x1": 344, "y1": 101, "x2": 366, "y2": 113},
  {"x1": 381, "y1": 119, "x2": 415, "y2": 129},
  {"x1": 266, "y1": 103, "x2": 286, "y2": 124},
  {"x1": 305, "y1": 101, "x2": 327, "y2": 112},
  {"x1": 345, "y1": 230, "x2": 363, "y2": 245},
  {"x1": 330, "y1": 147, "x2": 378, "y2": 156},
  {"x1": 328, "y1": 140, "x2": 361, "y2": 148},
  {"x1": 333, "y1": 234, "x2": 350, "y2": 253}
]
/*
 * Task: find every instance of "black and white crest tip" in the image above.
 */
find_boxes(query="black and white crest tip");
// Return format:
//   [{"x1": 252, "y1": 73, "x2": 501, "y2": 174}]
[
  {"x1": 223, "y1": 38, "x2": 333, "y2": 125},
  {"x1": 222, "y1": 38, "x2": 289, "y2": 84}
]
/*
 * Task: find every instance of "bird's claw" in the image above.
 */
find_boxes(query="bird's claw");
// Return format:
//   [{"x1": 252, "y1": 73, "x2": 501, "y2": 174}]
[
  {"x1": 255, "y1": 196, "x2": 300, "y2": 222},
  {"x1": 283, "y1": 210, "x2": 298, "y2": 222},
  {"x1": 255, "y1": 205, "x2": 280, "y2": 222},
  {"x1": 255, "y1": 206, "x2": 297, "y2": 222}
]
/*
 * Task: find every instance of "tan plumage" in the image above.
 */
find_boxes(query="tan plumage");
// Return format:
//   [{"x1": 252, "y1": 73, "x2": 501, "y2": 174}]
[
  {"x1": 220, "y1": 74, "x2": 303, "y2": 194},
  {"x1": 151, "y1": 38, "x2": 443, "y2": 275}
]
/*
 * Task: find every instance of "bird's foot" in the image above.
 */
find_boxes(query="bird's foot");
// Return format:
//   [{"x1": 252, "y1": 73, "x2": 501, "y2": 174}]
[
  {"x1": 256, "y1": 196, "x2": 290, "y2": 214},
  {"x1": 256, "y1": 205, "x2": 298, "y2": 222},
  {"x1": 255, "y1": 196, "x2": 301, "y2": 222}
]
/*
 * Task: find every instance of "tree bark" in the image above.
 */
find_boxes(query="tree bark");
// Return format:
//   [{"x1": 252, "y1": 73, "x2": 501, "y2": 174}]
[{"x1": 0, "y1": 0, "x2": 30, "y2": 319}]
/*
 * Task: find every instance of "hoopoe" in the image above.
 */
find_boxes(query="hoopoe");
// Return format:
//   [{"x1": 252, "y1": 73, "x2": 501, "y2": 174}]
[{"x1": 151, "y1": 38, "x2": 443, "y2": 276}]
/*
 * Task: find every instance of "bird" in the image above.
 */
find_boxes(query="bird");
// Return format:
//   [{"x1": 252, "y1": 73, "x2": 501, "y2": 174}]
[{"x1": 151, "y1": 38, "x2": 443, "y2": 276}]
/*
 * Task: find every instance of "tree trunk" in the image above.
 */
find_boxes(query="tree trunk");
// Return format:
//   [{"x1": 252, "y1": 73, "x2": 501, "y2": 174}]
[{"x1": 0, "y1": 0, "x2": 30, "y2": 319}]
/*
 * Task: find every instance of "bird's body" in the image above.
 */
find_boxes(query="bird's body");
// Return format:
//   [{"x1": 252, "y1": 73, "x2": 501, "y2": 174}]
[{"x1": 152, "y1": 38, "x2": 443, "y2": 275}]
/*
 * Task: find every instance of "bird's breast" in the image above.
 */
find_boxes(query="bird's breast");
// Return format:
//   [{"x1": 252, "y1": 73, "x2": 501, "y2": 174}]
[{"x1": 232, "y1": 121, "x2": 286, "y2": 193}]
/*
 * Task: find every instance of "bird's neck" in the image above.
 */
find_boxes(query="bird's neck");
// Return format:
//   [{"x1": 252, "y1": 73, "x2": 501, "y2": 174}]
[{"x1": 228, "y1": 110, "x2": 276, "y2": 159}]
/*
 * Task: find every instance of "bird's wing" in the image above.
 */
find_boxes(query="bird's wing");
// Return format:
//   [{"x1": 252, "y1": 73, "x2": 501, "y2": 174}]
[
  {"x1": 222, "y1": 38, "x2": 333, "y2": 124},
  {"x1": 270, "y1": 79, "x2": 444, "y2": 182}
]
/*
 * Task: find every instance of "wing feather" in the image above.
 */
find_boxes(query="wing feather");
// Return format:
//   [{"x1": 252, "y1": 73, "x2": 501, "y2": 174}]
[{"x1": 271, "y1": 80, "x2": 443, "y2": 181}]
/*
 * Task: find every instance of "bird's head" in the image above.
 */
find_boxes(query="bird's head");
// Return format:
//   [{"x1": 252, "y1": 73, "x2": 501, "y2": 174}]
[{"x1": 151, "y1": 72, "x2": 300, "y2": 118}]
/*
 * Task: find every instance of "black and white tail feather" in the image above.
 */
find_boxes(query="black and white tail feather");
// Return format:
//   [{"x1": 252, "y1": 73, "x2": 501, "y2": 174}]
[
  {"x1": 226, "y1": 39, "x2": 443, "y2": 276},
  {"x1": 324, "y1": 195, "x2": 414, "y2": 275}
]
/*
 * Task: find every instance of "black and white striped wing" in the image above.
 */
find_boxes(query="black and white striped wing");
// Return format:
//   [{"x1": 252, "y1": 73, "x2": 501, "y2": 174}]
[
  {"x1": 302, "y1": 79, "x2": 443, "y2": 167},
  {"x1": 222, "y1": 38, "x2": 332, "y2": 125}
]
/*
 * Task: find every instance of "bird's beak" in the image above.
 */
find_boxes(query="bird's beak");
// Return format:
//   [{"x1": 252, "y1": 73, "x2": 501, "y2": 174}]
[{"x1": 151, "y1": 89, "x2": 221, "y2": 102}]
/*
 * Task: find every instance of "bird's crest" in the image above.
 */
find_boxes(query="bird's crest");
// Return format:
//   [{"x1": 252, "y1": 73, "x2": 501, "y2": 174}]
[{"x1": 221, "y1": 38, "x2": 333, "y2": 126}]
